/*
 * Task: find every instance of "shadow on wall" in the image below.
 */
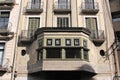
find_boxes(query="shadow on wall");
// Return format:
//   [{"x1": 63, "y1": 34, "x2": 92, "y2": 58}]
[
  {"x1": 27, "y1": 64, "x2": 97, "y2": 80},
  {"x1": 78, "y1": 64, "x2": 96, "y2": 73}
]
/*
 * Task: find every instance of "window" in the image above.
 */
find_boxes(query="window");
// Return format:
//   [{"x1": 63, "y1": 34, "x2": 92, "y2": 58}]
[
  {"x1": 66, "y1": 49, "x2": 81, "y2": 59},
  {"x1": 83, "y1": 50, "x2": 89, "y2": 60},
  {"x1": 66, "y1": 39, "x2": 71, "y2": 46},
  {"x1": 85, "y1": 0, "x2": 94, "y2": 9},
  {"x1": 83, "y1": 40, "x2": 87, "y2": 48},
  {"x1": 86, "y1": 17, "x2": 98, "y2": 38},
  {"x1": 74, "y1": 39, "x2": 79, "y2": 46},
  {"x1": 58, "y1": 0, "x2": 69, "y2": 9},
  {"x1": 55, "y1": 39, "x2": 61, "y2": 46},
  {"x1": 47, "y1": 39, "x2": 52, "y2": 46},
  {"x1": 0, "y1": 43, "x2": 5, "y2": 65},
  {"x1": 46, "y1": 48, "x2": 61, "y2": 58},
  {"x1": 0, "y1": 12, "x2": 10, "y2": 30},
  {"x1": 38, "y1": 39, "x2": 43, "y2": 47},
  {"x1": 37, "y1": 50, "x2": 42, "y2": 61},
  {"x1": 86, "y1": 17, "x2": 97, "y2": 31},
  {"x1": 57, "y1": 17, "x2": 69, "y2": 28},
  {"x1": 28, "y1": 17, "x2": 40, "y2": 38},
  {"x1": 112, "y1": 12, "x2": 120, "y2": 21},
  {"x1": 31, "y1": 0, "x2": 41, "y2": 9}
]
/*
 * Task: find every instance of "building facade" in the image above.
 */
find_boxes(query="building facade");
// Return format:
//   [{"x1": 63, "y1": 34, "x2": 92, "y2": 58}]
[
  {"x1": 14, "y1": 0, "x2": 115, "y2": 80},
  {"x1": 0, "y1": 0, "x2": 21, "y2": 80},
  {"x1": 109, "y1": 0, "x2": 120, "y2": 79}
]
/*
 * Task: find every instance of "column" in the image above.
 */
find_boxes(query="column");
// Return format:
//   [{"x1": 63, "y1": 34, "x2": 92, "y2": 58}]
[
  {"x1": 43, "y1": 48, "x2": 46, "y2": 59},
  {"x1": 81, "y1": 49, "x2": 84, "y2": 60},
  {"x1": 62, "y1": 48, "x2": 66, "y2": 59}
]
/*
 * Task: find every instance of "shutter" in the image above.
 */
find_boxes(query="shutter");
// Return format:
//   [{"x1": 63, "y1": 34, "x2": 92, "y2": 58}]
[
  {"x1": 86, "y1": 18, "x2": 92, "y2": 30},
  {"x1": 28, "y1": 18, "x2": 32, "y2": 38}
]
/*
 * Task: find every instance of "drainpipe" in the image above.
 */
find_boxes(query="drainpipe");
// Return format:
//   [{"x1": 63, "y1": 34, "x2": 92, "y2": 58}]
[{"x1": 11, "y1": 0, "x2": 23, "y2": 80}]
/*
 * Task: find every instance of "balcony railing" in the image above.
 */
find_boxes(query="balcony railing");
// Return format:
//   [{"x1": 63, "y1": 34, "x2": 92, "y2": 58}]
[
  {"x1": 81, "y1": 2, "x2": 99, "y2": 14},
  {"x1": 53, "y1": 2, "x2": 71, "y2": 13},
  {"x1": 19, "y1": 30, "x2": 35, "y2": 43},
  {"x1": 0, "y1": 58, "x2": 9, "y2": 72},
  {"x1": 91, "y1": 30, "x2": 105, "y2": 46},
  {"x1": 0, "y1": 0, "x2": 14, "y2": 10},
  {"x1": 0, "y1": 21, "x2": 12, "y2": 34},
  {"x1": 0, "y1": 22, "x2": 14, "y2": 40},
  {"x1": 26, "y1": 2, "x2": 43, "y2": 13},
  {"x1": 0, "y1": 0, "x2": 15, "y2": 4}
]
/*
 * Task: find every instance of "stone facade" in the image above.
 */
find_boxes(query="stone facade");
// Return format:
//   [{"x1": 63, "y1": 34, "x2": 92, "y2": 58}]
[
  {"x1": 0, "y1": 0, "x2": 116, "y2": 80},
  {"x1": 0, "y1": 0, "x2": 21, "y2": 80}
]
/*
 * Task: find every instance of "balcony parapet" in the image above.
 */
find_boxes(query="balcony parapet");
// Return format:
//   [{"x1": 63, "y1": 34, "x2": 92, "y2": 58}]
[
  {"x1": 0, "y1": 0, "x2": 15, "y2": 10},
  {"x1": 36, "y1": 27, "x2": 91, "y2": 36},
  {"x1": 0, "y1": 58, "x2": 9, "y2": 72},
  {"x1": 0, "y1": 0, "x2": 15, "y2": 4},
  {"x1": 90, "y1": 30, "x2": 105, "y2": 46},
  {"x1": 19, "y1": 30, "x2": 36, "y2": 44},
  {"x1": 81, "y1": 2, "x2": 99, "y2": 14},
  {"x1": 0, "y1": 22, "x2": 14, "y2": 40},
  {"x1": 26, "y1": 2, "x2": 43, "y2": 13},
  {"x1": 53, "y1": 1, "x2": 71, "y2": 13}
]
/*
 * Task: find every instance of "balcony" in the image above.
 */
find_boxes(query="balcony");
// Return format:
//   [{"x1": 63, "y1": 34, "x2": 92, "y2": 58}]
[
  {"x1": 81, "y1": 2, "x2": 99, "y2": 14},
  {"x1": 0, "y1": 22, "x2": 14, "y2": 40},
  {"x1": 0, "y1": 0, "x2": 15, "y2": 10},
  {"x1": 36, "y1": 27, "x2": 91, "y2": 36},
  {"x1": 0, "y1": 22, "x2": 10, "y2": 34},
  {"x1": 0, "y1": 58, "x2": 9, "y2": 73},
  {"x1": 53, "y1": 2, "x2": 71, "y2": 13},
  {"x1": 28, "y1": 60, "x2": 96, "y2": 76},
  {"x1": 0, "y1": 0, "x2": 14, "y2": 4},
  {"x1": 26, "y1": 2, "x2": 43, "y2": 13},
  {"x1": 19, "y1": 30, "x2": 35, "y2": 44},
  {"x1": 91, "y1": 30, "x2": 105, "y2": 46}
]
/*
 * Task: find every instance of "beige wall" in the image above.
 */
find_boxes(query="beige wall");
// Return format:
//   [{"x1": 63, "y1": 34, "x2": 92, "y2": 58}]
[
  {"x1": 16, "y1": 0, "x2": 115, "y2": 80},
  {"x1": 0, "y1": 0, "x2": 21, "y2": 80}
]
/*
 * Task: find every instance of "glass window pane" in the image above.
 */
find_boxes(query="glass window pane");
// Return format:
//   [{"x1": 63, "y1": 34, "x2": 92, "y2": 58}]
[
  {"x1": 74, "y1": 39, "x2": 79, "y2": 46},
  {"x1": 84, "y1": 50, "x2": 89, "y2": 60},
  {"x1": 0, "y1": 51, "x2": 4, "y2": 65},
  {"x1": 46, "y1": 48, "x2": 61, "y2": 58},
  {"x1": 0, "y1": 44, "x2": 5, "y2": 49},
  {"x1": 0, "y1": 43, "x2": 5, "y2": 65},
  {"x1": 57, "y1": 17, "x2": 69, "y2": 28},
  {"x1": 55, "y1": 39, "x2": 61, "y2": 46},
  {"x1": 83, "y1": 40, "x2": 87, "y2": 48},
  {"x1": 66, "y1": 49, "x2": 81, "y2": 59},
  {"x1": 47, "y1": 39, "x2": 52, "y2": 46},
  {"x1": 66, "y1": 39, "x2": 71, "y2": 46}
]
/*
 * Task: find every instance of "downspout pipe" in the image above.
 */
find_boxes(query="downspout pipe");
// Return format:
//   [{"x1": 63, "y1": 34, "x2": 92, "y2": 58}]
[{"x1": 11, "y1": 0, "x2": 23, "y2": 79}]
